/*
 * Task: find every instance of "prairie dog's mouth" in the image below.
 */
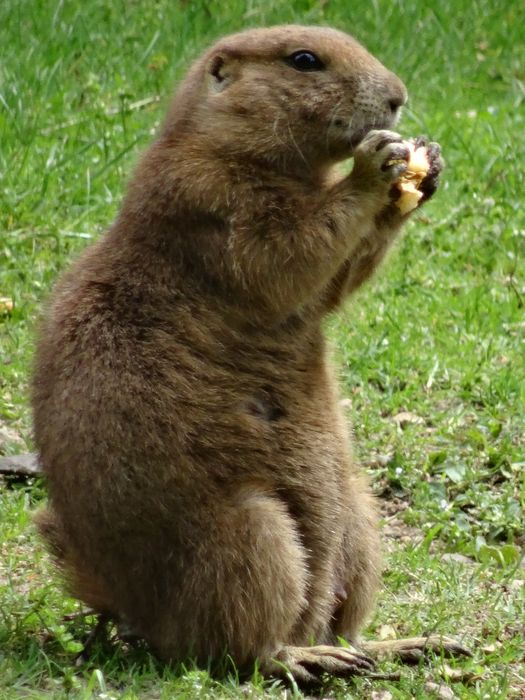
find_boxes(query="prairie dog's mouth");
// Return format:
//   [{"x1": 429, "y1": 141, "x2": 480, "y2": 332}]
[
  {"x1": 347, "y1": 127, "x2": 373, "y2": 149},
  {"x1": 329, "y1": 115, "x2": 399, "y2": 157},
  {"x1": 345, "y1": 117, "x2": 399, "y2": 152}
]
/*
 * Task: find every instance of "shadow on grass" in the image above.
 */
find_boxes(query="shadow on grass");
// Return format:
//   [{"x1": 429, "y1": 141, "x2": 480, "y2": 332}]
[{"x1": 2, "y1": 611, "x2": 277, "y2": 698}]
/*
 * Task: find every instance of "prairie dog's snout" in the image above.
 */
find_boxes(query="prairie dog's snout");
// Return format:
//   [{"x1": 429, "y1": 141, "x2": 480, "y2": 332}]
[
  {"x1": 341, "y1": 70, "x2": 407, "y2": 148},
  {"x1": 385, "y1": 74, "x2": 408, "y2": 114}
]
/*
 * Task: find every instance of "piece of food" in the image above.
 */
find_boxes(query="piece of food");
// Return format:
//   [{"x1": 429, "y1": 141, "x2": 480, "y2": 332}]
[{"x1": 394, "y1": 142, "x2": 430, "y2": 215}]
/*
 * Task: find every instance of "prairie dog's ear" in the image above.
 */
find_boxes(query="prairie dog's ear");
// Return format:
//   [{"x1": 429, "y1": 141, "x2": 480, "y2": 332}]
[{"x1": 207, "y1": 53, "x2": 242, "y2": 92}]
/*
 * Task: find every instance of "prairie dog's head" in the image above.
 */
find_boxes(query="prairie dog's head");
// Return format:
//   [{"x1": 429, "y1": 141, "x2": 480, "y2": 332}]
[{"x1": 163, "y1": 26, "x2": 407, "y2": 175}]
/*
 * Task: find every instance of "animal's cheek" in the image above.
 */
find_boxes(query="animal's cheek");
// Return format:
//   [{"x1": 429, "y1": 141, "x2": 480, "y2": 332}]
[
  {"x1": 298, "y1": 96, "x2": 353, "y2": 127},
  {"x1": 298, "y1": 105, "x2": 325, "y2": 123}
]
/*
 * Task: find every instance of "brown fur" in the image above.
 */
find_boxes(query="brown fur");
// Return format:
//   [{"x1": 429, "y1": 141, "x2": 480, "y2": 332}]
[{"x1": 33, "y1": 26, "x2": 442, "y2": 678}]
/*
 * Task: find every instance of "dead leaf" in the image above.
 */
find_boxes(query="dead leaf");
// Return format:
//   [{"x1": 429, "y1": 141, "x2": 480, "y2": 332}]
[
  {"x1": 0, "y1": 422, "x2": 24, "y2": 449},
  {"x1": 378, "y1": 624, "x2": 397, "y2": 640},
  {"x1": 0, "y1": 297, "x2": 14, "y2": 314},
  {"x1": 442, "y1": 664, "x2": 484, "y2": 683},
  {"x1": 392, "y1": 411, "x2": 424, "y2": 428},
  {"x1": 371, "y1": 691, "x2": 393, "y2": 700},
  {"x1": 424, "y1": 681, "x2": 457, "y2": 699},
  {"x1": 440, "y1": 553, "x2": 476, "y2": 566}
]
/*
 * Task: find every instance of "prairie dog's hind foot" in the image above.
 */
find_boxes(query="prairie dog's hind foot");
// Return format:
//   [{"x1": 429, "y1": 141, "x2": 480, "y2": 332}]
[
  {"x1": 262, "y1": 644, "x2": 375, "y2": 686},
  {"x1": 360, "y1": 634, "x2": 472, "y2": 664}
]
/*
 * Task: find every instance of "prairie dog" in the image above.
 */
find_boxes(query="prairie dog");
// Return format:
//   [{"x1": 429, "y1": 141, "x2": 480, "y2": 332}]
[{"x1": 33, "y1": 26, "x2": 443, "y2": 682}]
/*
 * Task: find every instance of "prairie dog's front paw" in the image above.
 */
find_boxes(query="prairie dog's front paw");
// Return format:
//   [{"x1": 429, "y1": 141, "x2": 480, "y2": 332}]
[
  {"x1": 351, "y1": 130, "x2": 410, "y2": 189},
  {"x1": 414, "y1": 138, "x2": 444, "y2": 203}
]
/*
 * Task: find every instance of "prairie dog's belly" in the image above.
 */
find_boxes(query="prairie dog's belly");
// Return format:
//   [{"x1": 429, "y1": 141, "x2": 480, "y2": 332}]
[{"x1": 38, "y1": 306, "x2": 351, "y2": 508}]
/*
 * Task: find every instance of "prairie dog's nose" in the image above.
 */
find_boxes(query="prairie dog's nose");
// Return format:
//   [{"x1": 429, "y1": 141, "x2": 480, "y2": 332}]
[{"x1": 387, "y1": 75, "x2": 408, "y2": 113}]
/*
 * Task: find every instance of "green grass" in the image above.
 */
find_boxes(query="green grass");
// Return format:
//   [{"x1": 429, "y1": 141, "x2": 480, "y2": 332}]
[{"x1": 1, "y1": 0, "x2": 524, "y2": 697}]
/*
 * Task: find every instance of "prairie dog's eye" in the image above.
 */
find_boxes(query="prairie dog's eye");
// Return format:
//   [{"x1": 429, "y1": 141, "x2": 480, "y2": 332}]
[{"x1": 284, "y1": 50, "x2": 325, "y2": 72}]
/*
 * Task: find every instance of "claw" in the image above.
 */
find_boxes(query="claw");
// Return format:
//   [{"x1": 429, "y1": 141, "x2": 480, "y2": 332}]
[
  {"x1": 375, "y1": 135, "x2": 403, "y2": 152},
  {"x1": 413, "y1": 135, "x2": 428, "y2": 149},
  {"x1": 263, "y1": 643, "x2": 376, "y2": 687},
  {"x1": 419, "y1": 142, "x2": 444, "y2": 202}
]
